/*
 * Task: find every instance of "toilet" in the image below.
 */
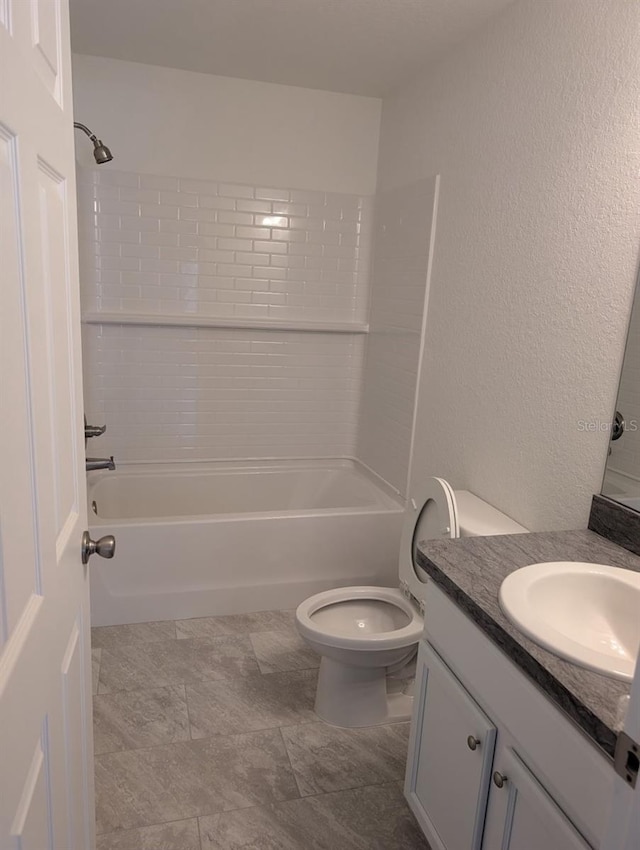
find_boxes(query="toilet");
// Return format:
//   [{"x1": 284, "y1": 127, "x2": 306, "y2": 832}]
[{"x1": 295, "y1": 477, "x2": 528, "y2": 727}]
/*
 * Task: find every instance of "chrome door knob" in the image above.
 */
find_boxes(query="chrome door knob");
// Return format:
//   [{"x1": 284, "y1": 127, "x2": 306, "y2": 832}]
[
  {"x1": 81, "y1": 530, "x2": 116, "y2": 565},
  {"x1": 493, "y1": 771, "x2": 508, "y2": 788},
  {"x1": 467, "y1": 735, "x2": 481, "y2": 751}
]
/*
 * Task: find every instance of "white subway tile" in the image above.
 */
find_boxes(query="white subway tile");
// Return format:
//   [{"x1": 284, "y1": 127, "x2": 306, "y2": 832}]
[
  {"x1": 235, "y1": 226, "x2": 271, "y2": 240},
  {"x1": 141, "y1": 203, "x2": 179, "y2": 219},
  {"x1": 218, "y1": 211, "x2": 253, "y2": 225},
  {"x1": 121, "y1": 244, "x2": 161, "y2": 259},
  {"x1": 142, "y1": 232, "x2": 181, "y2": 246},
  {"x1": 199, "y1": 195, "x2": 236, "y2": 210},
  {"x1": 120, "y1": 188, "x2": 161, "y2": 204},
  {"x1": 121, "y1": 215, "x2": 161, "y2": 233},
  {"x1": 218, "y1": 182, "x2": 254, "y2": 199},
  {"x1": 99, "y1": 199, "x2": 140, "y2": 216},
  {"x1": 198, "y1": 249, "x2": 235, "y2": 263},
  {"x1": 253, "y1": 240, "x2": 287, "y2": 255},
  {"x1": 161, "y1": 219, "x2": 198, "y2": 234},
  {"x1": 236, "y1": 252, "x2": 270, "y2": 266},
  {"x1": 180, "y1": 207, "x2": 218, "y2": 222},
  {"x1": 197, "y1": 222, "x2": 236, "y2": 237},
  {"x1": 217, "y1": 237, "x2": 253, "y2": 252},
  {"x1": 255, "y1": 187, "x2": 290, "y2": 202},
  {"x1": 140, "y1": 258, "x2": 180, "y2": 274},
  {"x1": 271, "y1": 229, "x2": 305, "y2": 243},
  {"x1": 160, "y1": 191, "x2": 198, "y2": 207},
  {"x1": 236, "y1": 199, "x2": 273, "y2": 214},
  {"x1": 254, "y1": 266, "x2": 286, "y2": 281}
]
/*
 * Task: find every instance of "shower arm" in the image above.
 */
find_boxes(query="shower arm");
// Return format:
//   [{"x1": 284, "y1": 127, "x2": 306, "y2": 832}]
[{"x1": 74, "y1": 121, "x2": 99, "y2": 143}]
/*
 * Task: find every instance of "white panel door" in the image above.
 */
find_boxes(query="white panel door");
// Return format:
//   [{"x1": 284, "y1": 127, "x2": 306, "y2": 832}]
[
  {"x1": 0, "y1": 1, "x2": 95, "y2": 849},
  {"x1": 405, "y1": 641, "x2": 497, "y2": 850},
  {"x1": 482, "y1": 747, "x2": 592, "y2": 850}
]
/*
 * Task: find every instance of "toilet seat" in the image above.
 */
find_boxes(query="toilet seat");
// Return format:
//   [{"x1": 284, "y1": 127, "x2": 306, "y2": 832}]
[
  {"x1": 294, "y1": 476, "x2": 528, "y2": 727},
  {"x1": 296, "y1": 586, "x2": 423, "y2": 651},
  {"x1": 398, "y1": 476, "x2": 459, "y2": 606}
]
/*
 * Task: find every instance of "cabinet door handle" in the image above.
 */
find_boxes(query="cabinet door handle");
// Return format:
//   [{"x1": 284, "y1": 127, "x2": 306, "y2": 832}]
[
  {"x1": 467, "y1": 735, "x2": 481, "y2": 751},
  {"x1": 493, "y1": 771, "x2": 508, "y2": 788}
]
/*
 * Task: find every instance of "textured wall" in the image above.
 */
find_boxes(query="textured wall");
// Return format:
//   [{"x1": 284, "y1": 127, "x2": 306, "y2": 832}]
[
  {"x1": 379, "y1": 0, "x2": 640, "y2": 530},
  {"x1": 357, "y1": 177, "x2": 438, "y2": 495},
  {"x1": 71, "y1": 54, "x2": 381, "y2": 194}
]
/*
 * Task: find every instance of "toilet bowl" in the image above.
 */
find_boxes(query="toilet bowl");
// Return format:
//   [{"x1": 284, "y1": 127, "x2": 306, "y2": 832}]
[{"x1": 296, "y1": 477, "x2": 528, "y2": 727}]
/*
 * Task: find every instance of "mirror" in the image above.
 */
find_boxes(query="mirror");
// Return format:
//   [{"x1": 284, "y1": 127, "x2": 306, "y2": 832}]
[{"x1": 602, "y1": 271, "x2": 640, "y2": 512}]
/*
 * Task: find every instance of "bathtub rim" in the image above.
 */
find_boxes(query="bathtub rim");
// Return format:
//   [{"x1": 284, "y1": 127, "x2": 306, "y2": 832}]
[{"x1": 87, "y1": 456, "x2": 405, "y2": 526}]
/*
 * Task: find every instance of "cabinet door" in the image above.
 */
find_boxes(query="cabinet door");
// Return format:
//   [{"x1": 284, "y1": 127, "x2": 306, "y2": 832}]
[
  {"x1": 482, "y1": 747, "x2": 593, "y2": 850},
  {"x1": 405, "y1": 641, "x2": 497, "y2": 850}
]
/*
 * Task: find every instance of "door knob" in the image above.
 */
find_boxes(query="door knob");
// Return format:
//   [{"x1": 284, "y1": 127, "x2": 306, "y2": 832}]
[
  {"x1": 467, "y1": 735, "x2": 481, "y2": 751},
  {"x1": 493, "y1": 771, "x2": 508, "y2": 788},
  {"x1": 81, "y1": 530, "x2": 116, "y2": 565}
]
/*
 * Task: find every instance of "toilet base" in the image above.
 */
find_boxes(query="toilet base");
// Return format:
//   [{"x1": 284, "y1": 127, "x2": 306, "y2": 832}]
[{"x1": 314, "y1": 656, "x2": 414, "y2": 727}]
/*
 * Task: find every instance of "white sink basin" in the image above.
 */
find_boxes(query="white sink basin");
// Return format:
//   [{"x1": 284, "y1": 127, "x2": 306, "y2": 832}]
[{"x1": 499, "y1": 562, "x2": 640, "y2": 681}]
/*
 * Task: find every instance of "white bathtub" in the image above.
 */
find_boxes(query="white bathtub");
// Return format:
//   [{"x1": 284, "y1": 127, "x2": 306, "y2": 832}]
[{"x1": 88, "y1": 459, "x2": 404, "y2": 626}]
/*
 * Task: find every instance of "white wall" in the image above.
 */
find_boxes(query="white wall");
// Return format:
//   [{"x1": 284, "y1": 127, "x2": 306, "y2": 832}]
[
  {"x1": 357, "y1": 177, "x2": 438, "y2": 495},
  {"x1": 379, "y1": 0, "x2": 640, "y2": 530},
  {"x1": 71, "y1": 54, "x2": 381, "y2": 194}
]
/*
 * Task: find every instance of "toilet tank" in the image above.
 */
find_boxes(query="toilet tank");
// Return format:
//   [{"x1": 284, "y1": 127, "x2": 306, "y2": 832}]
[{"x1": 454, "y1": 490, "x2": 528, "y2": 537}]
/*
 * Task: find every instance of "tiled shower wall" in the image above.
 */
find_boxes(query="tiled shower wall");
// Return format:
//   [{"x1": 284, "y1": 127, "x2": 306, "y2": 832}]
[
  {"x1": 357, "y1": 178, "x2": 437, "y2": 496},
  {"x1": 78, "y1": 168, "x2": 371, "y2": 463},
  {"x1": 83, "y1": 326, "x2": 364, "y2": 462}
]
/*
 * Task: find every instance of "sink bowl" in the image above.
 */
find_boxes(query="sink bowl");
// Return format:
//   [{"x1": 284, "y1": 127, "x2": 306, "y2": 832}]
[{"x1": 499, "y1": 562, "x2": 640, "y2": 681}]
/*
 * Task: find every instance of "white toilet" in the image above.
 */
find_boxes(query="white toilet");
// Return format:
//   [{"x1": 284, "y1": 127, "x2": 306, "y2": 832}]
[{"x1": 295, "y1": 477, "x2": 528, "y2": 727}]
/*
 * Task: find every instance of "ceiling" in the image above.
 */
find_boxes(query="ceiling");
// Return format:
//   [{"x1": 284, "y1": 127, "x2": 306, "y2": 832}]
[{"x1": 69, "y1": 0, "x2": 515, "y2": 97}]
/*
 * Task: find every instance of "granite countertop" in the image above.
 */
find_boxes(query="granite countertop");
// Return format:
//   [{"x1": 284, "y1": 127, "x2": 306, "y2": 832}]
[{"x1": 416, "y1": 529, "x2": 640, "y2": 760}]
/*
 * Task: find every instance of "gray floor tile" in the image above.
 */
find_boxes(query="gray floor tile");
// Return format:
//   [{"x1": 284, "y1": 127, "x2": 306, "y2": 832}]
[
  {"x1": 95, "y1": 728, "x2": 300, "y2": 834},
  {"x1": 281, "y1": 722, "x2": 411, "y2": 796},
  {"x1": 249, "y1": 629, "x2": 320, "y2": 674},
  {"x1": 93, "y1": 685, "x2": 191, "y2": 754},
  {"x1": 92, "y1": 648, "x2": 102, "y2": 696},
  {"x1": 199, "y1": 782, "x2": 429, "y2": 850},
  {"x1": 92, "y1": 621, "x2": 177, "y2": 651},
  {"x1": 176, "y1": 609, "x2": 295, "y2": 639},
  {"x1": 97, "y1": 818, "x2": 200, "y2": 850},
  {"x1": 98, "y1": 635, "x2": 260, "y2": 693},
  {"x1": 186, "y1": 670, "x2": 318, "y2": 738}
]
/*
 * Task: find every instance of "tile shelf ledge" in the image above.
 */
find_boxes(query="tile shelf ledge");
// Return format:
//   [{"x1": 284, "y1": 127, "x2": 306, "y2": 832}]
[{"x1": 81, "y1": 312, "x2": 369, "y2": 334}]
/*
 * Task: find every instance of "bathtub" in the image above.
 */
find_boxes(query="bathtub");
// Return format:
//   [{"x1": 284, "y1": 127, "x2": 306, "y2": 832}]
[{"x1": 88, "y1": 459, "x2": 404, "y2": 626}]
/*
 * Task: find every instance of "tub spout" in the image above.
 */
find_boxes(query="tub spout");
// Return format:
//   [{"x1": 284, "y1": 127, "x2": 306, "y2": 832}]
[{"x1": 86, "y1": 456, "x2": 116, "y2": 472}]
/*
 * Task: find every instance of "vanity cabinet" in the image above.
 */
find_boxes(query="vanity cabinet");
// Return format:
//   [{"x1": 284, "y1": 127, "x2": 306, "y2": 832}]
[
  {"x1": 482, "y1": 745, "x2": 591, "y2": 850},
  {"x1": 406, "y1": 642, "x2": 496, "y2": 850},
  {"x1": 405, "y1": 627, "x2": 602, "y2": 850}
]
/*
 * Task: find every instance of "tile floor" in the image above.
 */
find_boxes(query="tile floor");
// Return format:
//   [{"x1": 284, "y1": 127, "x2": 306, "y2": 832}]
[{"x1": 92, "y1": 609, "x2": 429, "y2": 849}]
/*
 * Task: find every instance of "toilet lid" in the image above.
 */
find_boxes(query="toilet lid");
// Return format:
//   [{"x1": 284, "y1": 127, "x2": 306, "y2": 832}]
[{"x1": 398, "y1": 477, "x2": 459, "y2": 605}]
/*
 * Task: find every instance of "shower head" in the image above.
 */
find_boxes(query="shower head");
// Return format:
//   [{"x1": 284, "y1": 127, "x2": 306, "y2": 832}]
[
  {"x1": 73, "y1": 122, "x2": 113, "y2": 164},
  {"x1": 92, "y1": 141, "x2": 113, "y2": 164}
]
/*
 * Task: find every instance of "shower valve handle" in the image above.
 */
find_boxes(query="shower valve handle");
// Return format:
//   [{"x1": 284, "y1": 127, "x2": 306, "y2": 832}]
[{"x1": 85, "y1": 423, "x2": 106, "y2": 439}]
